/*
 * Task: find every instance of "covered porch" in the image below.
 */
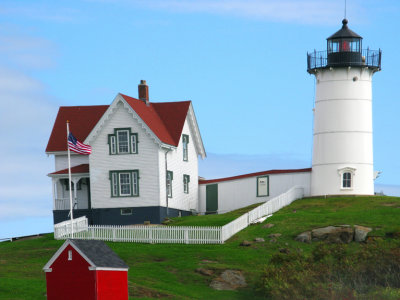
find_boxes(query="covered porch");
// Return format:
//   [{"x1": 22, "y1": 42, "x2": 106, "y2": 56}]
[{"x1": 48, "y1": 164, "x2": 91, "y2": 211}]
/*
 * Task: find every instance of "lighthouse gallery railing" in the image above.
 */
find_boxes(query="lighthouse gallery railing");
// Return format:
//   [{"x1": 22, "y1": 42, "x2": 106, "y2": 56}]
[{"x1": 307, "y1": 49, "x2": 381, "y2": 72}]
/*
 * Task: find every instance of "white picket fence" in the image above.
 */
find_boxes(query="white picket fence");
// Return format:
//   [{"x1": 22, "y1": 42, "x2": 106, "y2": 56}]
[{"x1": 54, "y1": 186, "x2": 304, "y2": 244}]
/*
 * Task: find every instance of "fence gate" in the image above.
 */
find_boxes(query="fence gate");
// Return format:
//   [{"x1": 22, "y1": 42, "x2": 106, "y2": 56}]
[{"x1": 206, "y1": 184, "x2": 218, "y2": 214}]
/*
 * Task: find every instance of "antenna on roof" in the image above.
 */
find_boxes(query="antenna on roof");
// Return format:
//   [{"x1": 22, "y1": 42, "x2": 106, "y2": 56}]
[{"x1": 344, "y1": 0, "x2": 347, "y2": 19}]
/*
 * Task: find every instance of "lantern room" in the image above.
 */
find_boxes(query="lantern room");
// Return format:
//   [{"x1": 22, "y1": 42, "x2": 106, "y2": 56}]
[
  {"x1": 307, "y1": 19, "x2": 381, "y2": 73},
  {"x1": 327, "y1": 19, "x2": 362, "y2": 66}
]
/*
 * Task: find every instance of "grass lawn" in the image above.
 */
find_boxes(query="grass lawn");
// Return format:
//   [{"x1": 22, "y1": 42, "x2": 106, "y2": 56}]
[{"x1": 1, "y1": 195, "x2": 400, "y2": 299}]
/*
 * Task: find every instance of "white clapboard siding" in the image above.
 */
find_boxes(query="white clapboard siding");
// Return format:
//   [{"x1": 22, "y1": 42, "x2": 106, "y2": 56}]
[
  {"x1": 54, "y1": 186, "x2": 304, "y2": 244},
  {"x1": 199, "y1": 171, "x2": 311, "y2": 214},
  {"x1": 55, "y1": 154, "x2": 89, "y2": 171},
  {"x1": 89, "y1": 102, "x2": 160, "y2": 208},
  {"x1": 159, "y1": 118, "x2": 199, "y2": 212}
]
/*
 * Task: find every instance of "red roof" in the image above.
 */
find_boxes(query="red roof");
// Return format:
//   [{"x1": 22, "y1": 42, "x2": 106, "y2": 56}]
[
  {"x1": 46, "y1": 106, "x2": 109, "y2": 152},
  {"x1": 198, "y1": 168, "x2": 312, "y2": 184},
  {"x1": 46, "y1": 94, "x2": 191, "y2": 152},
  {"x1": 49, "y1": 164, "x2": 89, "y2": 175},
  {"x1": 120, "y1": 94, "x2": 190, "y2": 146}
]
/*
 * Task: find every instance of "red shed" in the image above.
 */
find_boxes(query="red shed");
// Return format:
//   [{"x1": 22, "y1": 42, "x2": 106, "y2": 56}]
[{"x1": 43, "y1": 239, "x2": 129, "y2": 300}]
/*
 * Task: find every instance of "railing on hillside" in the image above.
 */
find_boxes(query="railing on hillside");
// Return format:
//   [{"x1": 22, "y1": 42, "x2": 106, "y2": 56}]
[
  {"x1": 54, "y1": 186, "x2": 304, "y2": 244},
  {"x1": 54, "y1": 216, "x2": 88, "y2": 239},
  {"x1": 221, "y1": 186, "x2": 304, "y2": 241}
]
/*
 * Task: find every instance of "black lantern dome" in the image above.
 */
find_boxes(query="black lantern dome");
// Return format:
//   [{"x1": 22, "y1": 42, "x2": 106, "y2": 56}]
[
  {"x1": 307, "y1": 19, "x2": 381, "y2": 73},
  {"x1": 327, "y1": 19, "x2": 362, "y2": 66}
]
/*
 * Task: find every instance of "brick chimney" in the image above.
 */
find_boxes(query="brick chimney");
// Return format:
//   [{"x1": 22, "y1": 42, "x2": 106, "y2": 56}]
[{"x1": 138, "y1": 80, "x2": 149, "y2": 105}]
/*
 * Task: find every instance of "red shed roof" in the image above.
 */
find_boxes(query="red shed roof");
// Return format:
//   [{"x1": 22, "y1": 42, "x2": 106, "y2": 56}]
[
  {"x1": 199, "y1": 168, "x2": 312, "y2": 184},
  {"x1": 46, "y1": 94, "x2": 191, "y2": 152},
  {"x1": 49, "y1": 164, "x2": 89, "y2": 176}
]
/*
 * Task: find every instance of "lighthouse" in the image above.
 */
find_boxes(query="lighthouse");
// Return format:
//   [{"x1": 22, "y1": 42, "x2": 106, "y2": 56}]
[{"x1": 307, "y1": 19, "x2": 381, "y2": 196}]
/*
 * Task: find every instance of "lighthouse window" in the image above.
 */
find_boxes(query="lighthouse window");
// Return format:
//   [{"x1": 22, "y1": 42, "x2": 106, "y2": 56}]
[{"x1": 342, "y1": 172, "x2": 352, "y2": 188}]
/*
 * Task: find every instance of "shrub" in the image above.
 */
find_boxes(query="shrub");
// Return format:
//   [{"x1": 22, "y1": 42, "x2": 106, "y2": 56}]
[{"x1": 259, "y1": 241, "x2": 400, "y2": 299}]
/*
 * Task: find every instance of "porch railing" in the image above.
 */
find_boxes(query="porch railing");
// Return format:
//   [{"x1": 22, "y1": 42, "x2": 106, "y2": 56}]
[
  {"x1": 55, "y1": 198, "x2": 88, "y2": 210},
  {"x1": 54, "y1": 186, "x2": 304, "y2": 244}
]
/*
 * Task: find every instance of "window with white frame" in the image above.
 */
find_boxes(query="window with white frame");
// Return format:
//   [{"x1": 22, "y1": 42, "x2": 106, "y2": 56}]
[
  {"x1": 257, "y1": 175, "x2": 269, "y2": 197},
  {"x1": 182, "y1": 134, "x2": 189, "y2": 161},
  {"x1": 338, "y1": 167, "x2": 356, "y2": 190},
  {"x1": 183, "y1": 174, "x2": 190, "y2": 194},
  {"x1": 110, "y1": 170, "x2": 139, "y2": 197},
  {"x1": 167, "y1": 171, "x2": 173, "y2": 198},
  {"x1": 108, "y1": 128, "x2": 138, "y2": 155},
  {"x1": 342, "y1": 172, "x2": 352, "y2": 188}
]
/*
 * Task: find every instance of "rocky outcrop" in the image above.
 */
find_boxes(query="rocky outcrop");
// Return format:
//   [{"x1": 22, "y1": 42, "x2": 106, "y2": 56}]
[
  {"x1": 312, "y1": 225, "x2": 354, "y2": 243},
  {"x1": 295, "y1": 231, "x2": 311, "y2": 243},
  {"x1": 196, "y1": 268, "x2": 214, "y2": 276},
  {"x1": 262, "y1": 223, "x2": 275, "y2": 229},
  {"x1": 295, "y1": 225, "x2": 372, "y2": 244},
  {"x1": 240, "y1": 240, "x2": 251, "y2": 247},
  {"x1": 254, "y1": 238, "x2": 265, "y2": 243},
  {"x1": 354, "y1": 225, "x2": 373, "y2": 242},
  {"x1": 210, "y1": 270, "x2": 247, "y2": 290}
]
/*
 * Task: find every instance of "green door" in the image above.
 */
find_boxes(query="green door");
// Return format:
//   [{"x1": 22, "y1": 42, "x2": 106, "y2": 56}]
[{"x1": 206, "y1": 184, "x2": 218, "y2": 214}]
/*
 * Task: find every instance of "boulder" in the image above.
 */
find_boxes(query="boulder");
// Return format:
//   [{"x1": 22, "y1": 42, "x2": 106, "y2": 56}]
[
  {"x1": 279, "y1": 248, "x2": 290, "y2": 254},
  {"x1": 210, "y1": 270, "x2": 247, "y2": 290},
  {"x1": 240, "y1": 240, "x2": 251, "y2": 247},
  {"x1": 311, "y1": 226, "x2": 354, "y2": 243},
  {"x1": 295, "y1": 231, "x2": 311, "y2": 243},
  {"x1": 268, "y1": 233, "x2": 282, "y2": 238},
  {"x1": 195, "y1": 268, "x2": 214, "y2": 276},
  {"x1": 354, "y1": 225, "x2": 372, "y2": 242},
  {"x1": 254, "y1": 238, "x2": 265, "y2": 243},
  {"x1": 262, "y1": 223, "x2": 275, "y2": 229}
]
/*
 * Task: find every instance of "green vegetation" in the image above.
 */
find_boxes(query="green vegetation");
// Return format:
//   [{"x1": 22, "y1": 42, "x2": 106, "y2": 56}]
[
  {"x1": 166, "y1": 203, "x2": 262, "y2": 226},
  {"x1": 1, "y1": 196, "x2": 400, "y2": 299}
]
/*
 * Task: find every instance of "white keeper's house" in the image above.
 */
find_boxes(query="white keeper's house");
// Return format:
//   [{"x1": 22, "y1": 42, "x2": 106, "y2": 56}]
[
  {"x1": 47, "y1": 80, "x2": 206, "y2": 225},
  {"x1": 46, "y1": 19, "x2": 382, "y2": 226}
]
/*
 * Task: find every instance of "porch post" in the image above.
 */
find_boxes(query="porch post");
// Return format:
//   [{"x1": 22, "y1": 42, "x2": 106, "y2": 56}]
[
  {"x1": 52, "y1": 178, "x2": 56, "y2": 210},
  {"x1": 72, "y1": 177, "x2": 81, "y2": 209}
]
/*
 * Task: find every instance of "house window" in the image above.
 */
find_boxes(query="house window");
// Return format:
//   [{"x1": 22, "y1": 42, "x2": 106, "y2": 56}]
[
  {"x1": 183, "y1": 174, "x2": 190, "y2": 194},
  {"x1": 121, "y1": 208, "x2": 132, "y2": 215},
  {"x1": 182, "y1": 134, "x2": 189, "y2": 161},
  {"x1": 342, "y1": 172, "x2": 352, "y2": 189},
  {"x1": 110, "y1": 170, "x2": 139, "y2": 197},
  {"x1": 108, "y1": 128, "x2": 138, "y2": 155},
  {"x1": 167, "y1": 171, "x2": 173, "y2": 198},
  {"x1": 68, "y1": 250, "x2": 72, "y2": 261},
  {"x1": 257, "y1": 176, "x2": 269, "y2": 197},
  {"x1": 62, "y1": 179, "x2": 82, "y2": 191}
]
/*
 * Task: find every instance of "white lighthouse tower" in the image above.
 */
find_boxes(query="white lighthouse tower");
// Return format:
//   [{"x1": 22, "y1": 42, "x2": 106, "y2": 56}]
[{"x1": 307, "y1": 19, "x2": 381, "y2": 196}]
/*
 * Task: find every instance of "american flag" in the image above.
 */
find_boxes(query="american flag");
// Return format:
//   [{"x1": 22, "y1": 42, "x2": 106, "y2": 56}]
[{"x1": 68, "y1": 133, "x2": 92, "y2": 155}]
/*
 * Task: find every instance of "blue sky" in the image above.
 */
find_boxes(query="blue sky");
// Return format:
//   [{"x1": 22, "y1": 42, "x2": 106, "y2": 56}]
[{"x1": 1, "y1": 0, "x2": 399, "y2": 239}]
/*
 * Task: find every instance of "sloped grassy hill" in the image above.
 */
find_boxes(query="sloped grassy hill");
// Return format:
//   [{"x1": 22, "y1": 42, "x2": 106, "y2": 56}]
[{"x1": 1, "y1": 196, "x2": 400, "y2": 299}]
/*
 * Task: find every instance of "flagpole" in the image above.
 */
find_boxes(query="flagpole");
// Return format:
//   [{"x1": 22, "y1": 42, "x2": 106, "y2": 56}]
[{"x1": 66, "y1": 120, "x2": 74, "y2": 238}]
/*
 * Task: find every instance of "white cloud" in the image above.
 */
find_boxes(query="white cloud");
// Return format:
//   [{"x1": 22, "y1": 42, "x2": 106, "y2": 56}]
[
  {"x1": 0, "y1": 4, "x2": 80, "y2": 23},
  {"x1": 95, "y1": 0, "x2": 359, "y2": 25},
  {"x1": 0, "y1": 25, "x2": 59, "y2": 222},
  {"x1": 0, "y1": 69, "x2": 57, "y2": 221},
  {"x1": 0, "y1": 35, "x2": 57, "y2": 70}
]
